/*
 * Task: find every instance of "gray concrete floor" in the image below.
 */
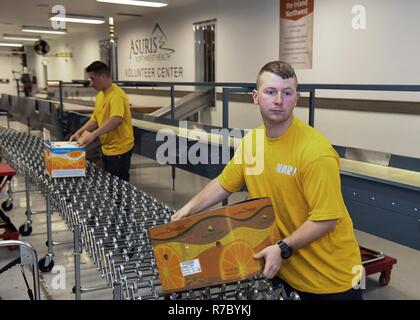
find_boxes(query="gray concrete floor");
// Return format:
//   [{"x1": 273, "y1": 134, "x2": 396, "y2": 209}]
[{"x1": 1, "y1": 117, "x2": 419, "y2": 300}]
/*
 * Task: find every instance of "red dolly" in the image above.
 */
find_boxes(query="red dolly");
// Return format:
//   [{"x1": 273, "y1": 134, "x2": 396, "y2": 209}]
[
  {"x1": 0, "y1": 163, "x2": 19, "y2": 243},
  {"x1": 361, "y1": 246, "x2": 398, "y2": 286}
]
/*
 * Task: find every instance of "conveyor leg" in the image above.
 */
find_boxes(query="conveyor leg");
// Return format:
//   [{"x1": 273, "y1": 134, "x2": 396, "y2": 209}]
[
  {"x1": 46, "y1": 193, "x2": 53, "y2": 256},
  {"x1": 171, "y1": 165, "x2": 176, "y2": 191},
  {"x1": 38, "y1": 193, "x2": 54, "y2": 272},
  {"x1": 73, "y1": 224, "x2": 82, "y2": 300},
  {"x1": 25, "y1": 172, "x2": 32, "y2": 220}
]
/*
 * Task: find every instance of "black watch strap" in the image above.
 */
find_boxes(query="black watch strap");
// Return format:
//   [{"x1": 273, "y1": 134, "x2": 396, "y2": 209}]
[{"x1": 277, "y1": 240, "x2": 293, "y2": 260}]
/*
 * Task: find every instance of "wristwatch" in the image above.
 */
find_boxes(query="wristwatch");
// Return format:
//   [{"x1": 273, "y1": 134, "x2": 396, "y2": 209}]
[{"x1": 277, "y1": 240, "x2": 293, "y2": 260}]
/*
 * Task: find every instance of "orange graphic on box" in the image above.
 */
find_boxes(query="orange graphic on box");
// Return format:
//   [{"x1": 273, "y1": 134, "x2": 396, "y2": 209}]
[
  {"x1": 149, "y1": 198, "x2": 282, "y2": 293},
  {"x1": 44, "y1": 142, "x2": 86, "y2": 177}
]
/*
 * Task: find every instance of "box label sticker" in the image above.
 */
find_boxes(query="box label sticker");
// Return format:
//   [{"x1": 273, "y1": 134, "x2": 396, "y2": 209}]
[
  {"x1": 51, "y1": 169, "x2": 85, "y2": 178},
  {"x1": 180, "y1": 259, "x2": 202, "y2": 277}
]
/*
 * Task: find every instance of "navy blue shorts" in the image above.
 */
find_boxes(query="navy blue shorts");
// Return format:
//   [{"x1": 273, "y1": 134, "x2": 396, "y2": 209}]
[{"x1": 271, "y1": 276, "x2": 364, "y2": 300}]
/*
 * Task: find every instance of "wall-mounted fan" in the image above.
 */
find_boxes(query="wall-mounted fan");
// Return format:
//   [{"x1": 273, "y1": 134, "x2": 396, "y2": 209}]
[
  {"x1": 34, "y1": 40, "x2": 50, "y2": 90},
  {"x1": 34, "y1": 40, "x2": 50, "y2": 56}
]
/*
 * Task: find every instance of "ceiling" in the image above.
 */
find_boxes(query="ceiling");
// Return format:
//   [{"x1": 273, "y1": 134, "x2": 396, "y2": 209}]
[{"x1": 0, "y1": 0, "x2": 199, "y2": 39}]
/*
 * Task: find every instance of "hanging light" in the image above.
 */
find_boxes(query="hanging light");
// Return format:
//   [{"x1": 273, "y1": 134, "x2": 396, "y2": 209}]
[
  {"x1": 22, "y1": 26, "x2": 67, "y2": 35},
  {"x1": 3, "y1": 34, "x2": 40, "y2": 41},
  {"x1": 49, "y1": 14, "x2": 105, "y2": 24},
  {"x1": 0, "y1": 42, "x2": 23, "y2": 47},
  {"x1": 96, "y1": 0, "x2": 168, "y2": 8}
]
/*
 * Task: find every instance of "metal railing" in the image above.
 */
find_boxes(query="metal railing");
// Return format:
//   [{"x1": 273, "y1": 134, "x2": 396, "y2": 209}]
[{"x1": 49, "y1": 80, "x2": 420, "y2": 129}]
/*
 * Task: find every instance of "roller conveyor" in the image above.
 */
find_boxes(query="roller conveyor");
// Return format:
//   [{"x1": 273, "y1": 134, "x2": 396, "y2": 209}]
[{"x1": 0, "y1": 127, "x2": 299, "y2": 300}]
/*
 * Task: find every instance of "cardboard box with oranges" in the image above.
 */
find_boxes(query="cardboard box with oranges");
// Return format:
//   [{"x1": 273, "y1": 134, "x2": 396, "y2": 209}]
[
  {"x1": 43, "y1": 128, "x2": 86, "y2": 178},
  {"x1": 148, "y1": 197, "x2": 281, "y2": 293}
]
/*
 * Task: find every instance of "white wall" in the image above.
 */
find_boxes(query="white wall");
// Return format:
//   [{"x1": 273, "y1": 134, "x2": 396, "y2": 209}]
[
  {"x1": 29, "y1": 28, "x2": 107, "y2": 88},
  {"x1": 49, "y1": 29, "x2": 107, "y2": 81},
  {"x1": 0, "y1": 54, "x2": 21, "y2": 95},
  {"x1": 21, "y1": 0, "x2": 420, "y2": 158},
  {"x1": 299, "y1": 0, "x2": 420, "y2": 101},
  {"x1": 116, "y1": 0, "x2": 279, "y2": 83},
  {"x1": 116, "y1": 0, "x2": 420, "y2": 88},
  {"x1": 293, "y1": 108, "x2": 420, "y2": 158}
]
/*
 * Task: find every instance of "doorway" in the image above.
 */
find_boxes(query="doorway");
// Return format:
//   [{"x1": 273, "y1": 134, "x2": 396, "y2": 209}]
[
  {"x1": 193, "y1": 19, "x2": 216, "y2": 123},
  {"x1": 194, "y1": 19, "x2": 216, "y2": 83}
]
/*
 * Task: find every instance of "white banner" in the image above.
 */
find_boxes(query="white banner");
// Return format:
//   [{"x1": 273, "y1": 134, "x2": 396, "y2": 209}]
[{"x1": 280, "y1": 0, "x2": 314, "y2": 69}]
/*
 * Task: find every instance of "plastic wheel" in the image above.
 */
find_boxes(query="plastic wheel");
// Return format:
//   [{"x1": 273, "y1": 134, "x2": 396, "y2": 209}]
[
  {"x1": 379, "y1": 273, "x2": 390, "y2": 286},
  {"x1": 1, "y1": 200, "x2": 13, "y2": 211},
  {"x1": 19, "y1": 224, "x2": 32, "y2": 236},
  {"x1": 45, "y1": 240, "x2": 57, "y2": 247},
  {"x1": 38, "y1": 256, "x2": 54, "y2": 272}
]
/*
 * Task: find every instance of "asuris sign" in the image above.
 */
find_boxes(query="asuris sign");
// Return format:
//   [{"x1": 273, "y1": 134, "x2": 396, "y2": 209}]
[{"x1": 130, "y1": 24, "x2": 175, "y2": 62}]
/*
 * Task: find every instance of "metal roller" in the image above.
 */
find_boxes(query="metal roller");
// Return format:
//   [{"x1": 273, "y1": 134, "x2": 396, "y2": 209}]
[{"x1": 0, "y1": 127, "x2": 299, "y2": 300}]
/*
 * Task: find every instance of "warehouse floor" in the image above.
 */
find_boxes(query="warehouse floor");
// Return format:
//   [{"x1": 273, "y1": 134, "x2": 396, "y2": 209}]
[{"x1": 1, "y1": 118, "x2": 419, "y2": 300}]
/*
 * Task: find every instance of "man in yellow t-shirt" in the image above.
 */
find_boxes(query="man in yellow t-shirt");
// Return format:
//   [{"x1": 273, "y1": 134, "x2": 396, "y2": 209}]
[
  {"x1": 171, "y1": 61, "x2": 363, "y2": 300},
  {"x1": 70, "y1": 61, "x2": 134, "y2": 181}
]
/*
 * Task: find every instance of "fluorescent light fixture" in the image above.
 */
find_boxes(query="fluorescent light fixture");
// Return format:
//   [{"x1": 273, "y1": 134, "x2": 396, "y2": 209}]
[
  {"x1": 0, "y1": 42, "x2": 23, "y2": 47},
  {"x1": 47, "y1": 81, "x2": 60, "y2": 86},
  {"x1": 22, "y1": 26, "x2": 67, "y2": 35},
  {"x1": 3, "y1": 34, "x2": 40, "y2": 41},
  {"x1": 96, "y1": 0, "x2": 168, "y2": 8},
  {"x1": 49, "y1": 14, "x2": 105, "y2": 24}
]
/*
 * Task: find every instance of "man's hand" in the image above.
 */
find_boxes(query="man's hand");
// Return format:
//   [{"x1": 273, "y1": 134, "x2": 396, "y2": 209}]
[
  {"x1": 69, "y1": 132, "x2": 81, "y2": 142},
  {"x1": 171, "y1": 204, "x2": 192, "y2": 222},
  {"x1": 254, "y1": 244, "x2": 283, "y2": 279},
  {"x1": 69, "y1": 119, "x2": 98, "y2": 142},
  {"x1": 77, "y1": 131, "x2": 96, "y2": 147},
  {"x1": 170, "y1": 179, "x2": 232, "y2": 223}
]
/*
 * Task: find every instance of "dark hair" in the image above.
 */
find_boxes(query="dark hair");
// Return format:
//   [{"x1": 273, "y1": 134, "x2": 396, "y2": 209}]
[
  {"x1": 256, "y1": 61, "x2": 298, "y2": 89},
  {"x1": 85, "y1": 61, "x2": 110, "y2": 77}
]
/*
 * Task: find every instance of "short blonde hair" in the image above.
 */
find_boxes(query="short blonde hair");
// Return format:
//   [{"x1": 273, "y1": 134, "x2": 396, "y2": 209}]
[{"x1": 256, "y1": 61, "x2": 298, "y2": 89}]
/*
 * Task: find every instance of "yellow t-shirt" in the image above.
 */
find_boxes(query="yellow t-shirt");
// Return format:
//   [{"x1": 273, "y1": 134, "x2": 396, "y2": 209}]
[
  {"x1": 218, "y1": 116, "x2": 362, "y2": 294},
  {"x1": 90, "y1": 83, "x2": 134, "y2": 156}
]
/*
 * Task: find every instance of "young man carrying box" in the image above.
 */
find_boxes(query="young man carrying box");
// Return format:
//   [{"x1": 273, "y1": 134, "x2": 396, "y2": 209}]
[{"x1": 172, "y1": 61, "x2": 363, "y2": 300}]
